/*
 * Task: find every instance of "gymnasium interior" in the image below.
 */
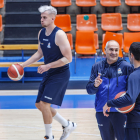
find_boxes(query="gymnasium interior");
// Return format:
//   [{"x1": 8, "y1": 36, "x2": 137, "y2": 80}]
[{"x1": 0, "y1": 0, "x2": 139, "y2": 139}]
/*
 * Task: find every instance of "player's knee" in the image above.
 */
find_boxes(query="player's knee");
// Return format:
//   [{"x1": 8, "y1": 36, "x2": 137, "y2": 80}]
[
  {"x1": 40, "y1": 101, "x2": 51, "y2": 110},
  {"x1": 35, "y1": 103, "x2": 41, "y2": 110}
]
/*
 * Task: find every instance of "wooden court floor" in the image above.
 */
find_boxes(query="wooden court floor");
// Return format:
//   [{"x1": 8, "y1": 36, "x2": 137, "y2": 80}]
[{"x1": 0, "y1": 90, "x2": 101, "y2": 140}]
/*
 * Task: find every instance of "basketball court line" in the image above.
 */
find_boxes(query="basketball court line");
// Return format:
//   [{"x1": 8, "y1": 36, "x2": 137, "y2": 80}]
[
  {"x1": 0, "y1": 124, "x2": 100, "y2": 137},
  {"x1": 0, "y1": 89, "x2": 88, "y2": 95}
]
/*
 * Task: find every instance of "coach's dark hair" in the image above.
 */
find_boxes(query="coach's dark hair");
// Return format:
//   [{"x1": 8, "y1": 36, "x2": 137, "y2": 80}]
[{"x1": 129, "y1": 42, "x2": 140, "y2": 61}]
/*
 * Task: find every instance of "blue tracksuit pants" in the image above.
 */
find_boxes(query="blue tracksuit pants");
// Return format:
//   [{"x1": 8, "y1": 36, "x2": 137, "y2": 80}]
[
  {"x1": 96, "y1": 112, "x2": 126, "y2": 140},
  {"x1": 125, "y1": 128, "x2": 140, "y2": 140}
]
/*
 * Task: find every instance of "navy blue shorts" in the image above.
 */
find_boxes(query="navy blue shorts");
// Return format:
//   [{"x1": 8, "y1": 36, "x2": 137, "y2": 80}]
[{"x1": 36, "y1": 69, "x2": 70, "y2": 106}]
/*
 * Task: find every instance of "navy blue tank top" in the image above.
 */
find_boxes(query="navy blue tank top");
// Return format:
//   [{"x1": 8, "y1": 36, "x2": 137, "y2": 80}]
[{"x1": 39, "y1": 26, "x2": 69, "y2": 74}]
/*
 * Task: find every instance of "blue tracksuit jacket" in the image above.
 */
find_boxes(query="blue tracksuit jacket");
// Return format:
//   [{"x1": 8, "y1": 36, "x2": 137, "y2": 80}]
[{"x1": 86, "y1": 57, "x2": 133, "y2": 112}]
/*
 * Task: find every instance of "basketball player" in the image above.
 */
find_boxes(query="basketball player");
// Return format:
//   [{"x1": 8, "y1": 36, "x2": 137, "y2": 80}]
[
  {"x1": 86, "y1": 40, "x2": 133, "y2": 140},
  {"x1": 103, "y1": 42, "x2": 140, "y2": 140},
  {"x1": 20, "y1": 5, "x2": 77, "y2": 140}
]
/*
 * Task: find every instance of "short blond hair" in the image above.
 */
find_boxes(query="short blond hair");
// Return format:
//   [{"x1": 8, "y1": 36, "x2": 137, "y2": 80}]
[{"x1": 38, "y1": 5, "x2": 57, "y2": 15}]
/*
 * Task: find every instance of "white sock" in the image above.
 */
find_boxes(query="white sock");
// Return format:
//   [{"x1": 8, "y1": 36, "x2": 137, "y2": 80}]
[
  {"x1": 44, "y1": 124, "x2": 53, "y2": 139},
  {"x1": 53, "y1": 112, "x2": 68, "y2": 127}
]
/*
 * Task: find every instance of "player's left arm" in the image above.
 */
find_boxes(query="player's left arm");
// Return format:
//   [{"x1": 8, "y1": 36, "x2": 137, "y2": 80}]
[
  {"x1": 38, "y1": 30, "x2": 72, "y2": 74},
  {"x1": 52, "y1": 30, "x2": 72, "y2": 67},
  {"x1": 103, "y1": 73, "x2": 140, "y2": 116}
]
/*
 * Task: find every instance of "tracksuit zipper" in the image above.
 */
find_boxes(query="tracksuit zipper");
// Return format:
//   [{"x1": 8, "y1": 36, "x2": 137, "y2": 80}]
[{"x1": 107, "y1": 65, "x2": 110, "y2": 101}]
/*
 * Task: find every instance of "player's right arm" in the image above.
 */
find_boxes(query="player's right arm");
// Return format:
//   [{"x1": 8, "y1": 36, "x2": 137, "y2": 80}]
[
  {"x1": 21, "y1": 30, "x2": 43, "y2": 68},
  {"x1": 86, "y1": 65, "x2": 102, "y2": 95}
]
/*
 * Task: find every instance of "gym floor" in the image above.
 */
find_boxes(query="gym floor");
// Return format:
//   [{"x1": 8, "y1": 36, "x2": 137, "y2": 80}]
[{"x1": 0, "y1": 90, "x2": 101, "y2": 140}]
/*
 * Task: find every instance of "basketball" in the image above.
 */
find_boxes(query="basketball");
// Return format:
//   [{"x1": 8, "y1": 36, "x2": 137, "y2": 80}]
[
  {"x1": 114, "y1": 91, "x2": 135, "y2": 113},
  {"x1": 7, "y1": 64, "x2": 24, "y2": 81}
]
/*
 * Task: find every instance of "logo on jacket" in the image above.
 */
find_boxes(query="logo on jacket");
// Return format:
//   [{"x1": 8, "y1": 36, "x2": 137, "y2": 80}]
[
  {"x1": 47, "y1": 43, "x2": 51, "y2": 48},
  {"x1": 118, "y1": 68, "x2": 122, "y2": 74}
]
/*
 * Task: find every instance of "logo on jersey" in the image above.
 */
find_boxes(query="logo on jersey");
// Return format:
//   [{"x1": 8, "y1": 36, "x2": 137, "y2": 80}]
[
  {"x1": 43, "y1": 39, "x2": 49, "y2": 41},
  {"x1": 44, "y1": 96, "x2": 52, "y2": 100},
  {"x1": 118, "y1": 68, "x2": 122, "y2": 74},
  {"x1": 47, "y1": 43, "x2": 51, "y2": 48},
  {"x1": 40, "y1": 42, "x2": 44, "y2": 45}
]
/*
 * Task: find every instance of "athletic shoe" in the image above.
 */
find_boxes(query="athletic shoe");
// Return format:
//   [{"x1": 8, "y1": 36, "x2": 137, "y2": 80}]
[
  {"x1": 60, "y1": 120, "x2": 77, "y2": 140},
  {"x1": 42, "y1": 135, "x2": 55, "y2": 140}
]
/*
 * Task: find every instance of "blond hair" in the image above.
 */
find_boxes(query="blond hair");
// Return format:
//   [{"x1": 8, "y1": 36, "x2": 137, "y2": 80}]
[{"x1": 38, "y1": 5, "x2": 57, "y2": 15}]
